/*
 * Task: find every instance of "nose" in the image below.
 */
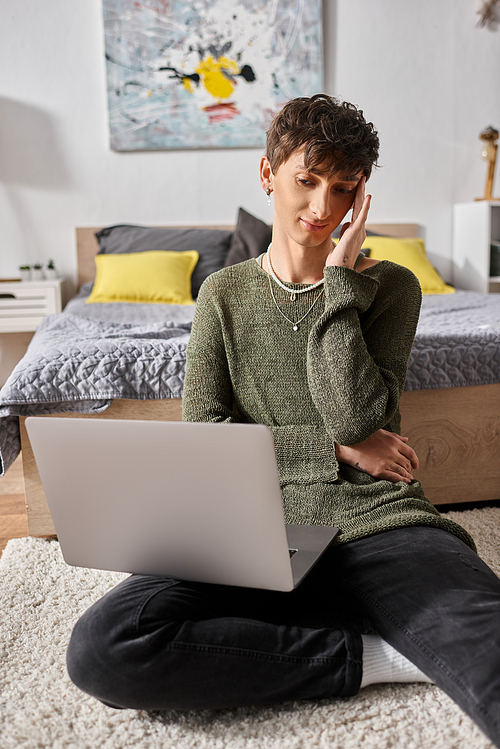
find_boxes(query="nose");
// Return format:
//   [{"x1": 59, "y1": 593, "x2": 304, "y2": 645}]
[{"x1": 310, "y1": 186, "x2": 330, "y2": 220}]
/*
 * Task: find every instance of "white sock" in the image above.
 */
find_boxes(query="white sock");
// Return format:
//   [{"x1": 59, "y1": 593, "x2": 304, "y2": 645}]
[{"x1": 360, "y1": 634, "x2": 434, "y2": 688}]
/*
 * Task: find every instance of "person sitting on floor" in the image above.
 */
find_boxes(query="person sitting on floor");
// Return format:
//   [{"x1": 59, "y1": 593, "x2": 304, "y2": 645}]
[{"x1": 67, "y1": 94, "x2": 500, "y2": 748}]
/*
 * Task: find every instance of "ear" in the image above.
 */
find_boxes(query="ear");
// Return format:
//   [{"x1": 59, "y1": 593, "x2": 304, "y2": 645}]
[{"x1": 260, "y1": 155, "x2": 273, "y2": 192}]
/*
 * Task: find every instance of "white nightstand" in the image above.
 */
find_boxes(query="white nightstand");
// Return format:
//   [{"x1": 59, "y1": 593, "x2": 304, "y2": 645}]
[
  {"x1": 452, "y1": 201, "x2": 500, "y2": 292},
  {"x1": 0, "y1": 279, "x2": 63, "y2": 333}
]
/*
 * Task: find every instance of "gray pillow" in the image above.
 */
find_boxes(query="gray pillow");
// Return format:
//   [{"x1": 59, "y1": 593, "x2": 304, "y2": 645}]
[
  {"x1": 95, "y1": 224, "x2": 232, "y2": 298},
  {"x1": 332, "y1": 226, "x2": 381, "y2": 239},
  {"x1": 224, "y1": 208, "x2": 272, "y2": 267}
]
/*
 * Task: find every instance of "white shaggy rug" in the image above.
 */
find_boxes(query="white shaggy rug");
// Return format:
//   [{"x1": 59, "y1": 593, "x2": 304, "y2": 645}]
[{"x1": 1, "y1": 508, "x2": 499, "y2": 749}]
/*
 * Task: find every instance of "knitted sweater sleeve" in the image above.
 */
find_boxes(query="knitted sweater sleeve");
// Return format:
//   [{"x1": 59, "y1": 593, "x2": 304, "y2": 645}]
[
  {"x1": 307, "y1": 263, "x2": 421, "y2": 446},
  {"x1": 182, "y1": 279, "x2": 235, "y2": 424}
]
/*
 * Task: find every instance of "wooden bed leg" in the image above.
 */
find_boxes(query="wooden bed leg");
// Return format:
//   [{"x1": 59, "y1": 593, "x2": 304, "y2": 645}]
[{"x1": 20, "y1": 417, "x2": 57, "y2": 538}]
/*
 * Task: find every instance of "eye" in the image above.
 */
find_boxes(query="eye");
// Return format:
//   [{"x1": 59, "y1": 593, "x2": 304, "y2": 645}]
[
  {"x1": 335, "y1": 186, "x2": 355, "y2": 196},
  {"x1": 297, "y1": 177, "x2": 313, "y2": 186}
]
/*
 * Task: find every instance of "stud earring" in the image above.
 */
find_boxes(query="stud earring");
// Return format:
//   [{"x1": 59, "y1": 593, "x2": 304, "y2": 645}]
[{"x1": 266, "y1": 188, "x2": 272, "y2": 206}]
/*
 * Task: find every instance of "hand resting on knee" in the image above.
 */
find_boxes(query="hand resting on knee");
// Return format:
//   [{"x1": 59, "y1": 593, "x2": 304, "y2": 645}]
[{"x1": 336, "y1": 429, "x2": 419, "y2": 485}]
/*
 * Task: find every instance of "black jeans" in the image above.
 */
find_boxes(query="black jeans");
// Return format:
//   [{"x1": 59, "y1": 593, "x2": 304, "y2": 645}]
[{"x1": 67, "y1": 527, "x2": 500, "y2": 746}]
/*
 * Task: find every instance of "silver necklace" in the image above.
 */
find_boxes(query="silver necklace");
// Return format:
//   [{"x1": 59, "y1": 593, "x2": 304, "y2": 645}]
[
  {"x1": 267, "y1": 274, "x2": 324, "y2": 331},
  {"x1": 266, "y1": 243, "x2": 324, "y2": 301}
]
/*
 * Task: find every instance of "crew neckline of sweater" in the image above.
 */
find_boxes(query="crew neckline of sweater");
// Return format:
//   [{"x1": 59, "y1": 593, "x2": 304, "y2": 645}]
[{"x1": 254, "y1": 252, "x2": 385, "y2": 284}]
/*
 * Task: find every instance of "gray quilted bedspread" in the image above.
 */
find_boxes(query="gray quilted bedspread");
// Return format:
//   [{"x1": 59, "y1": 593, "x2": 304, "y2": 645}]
[
  {"x1": 1, "y1": 288, "x2": 500, "y2": 475},
  {"x1": 405, "y1": 290, "x2": 500, "y2": 391},
  {"x1": 0, "y1": 297, "x2": 193, "y2": 474}
]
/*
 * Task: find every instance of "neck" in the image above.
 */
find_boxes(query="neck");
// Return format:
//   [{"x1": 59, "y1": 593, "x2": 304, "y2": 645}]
[{"x1": 266, "y1": 237, "x2": 331, "y2": 285}]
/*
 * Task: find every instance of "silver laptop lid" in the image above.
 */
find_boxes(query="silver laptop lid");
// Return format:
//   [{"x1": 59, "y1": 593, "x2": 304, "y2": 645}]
[{"x1": 26, "y1": 418, "x2": 299, "y2": 590}]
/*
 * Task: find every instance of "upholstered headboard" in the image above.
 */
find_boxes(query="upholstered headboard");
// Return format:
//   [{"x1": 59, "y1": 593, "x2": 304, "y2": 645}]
[{"x1": 75, "y1": 223, "x2": 419, "y2": 289}]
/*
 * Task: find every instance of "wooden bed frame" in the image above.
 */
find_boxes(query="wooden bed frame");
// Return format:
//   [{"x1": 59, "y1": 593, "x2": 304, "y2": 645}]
[{"x1": 19, "y1": 224, "x2": 500, "y2": 537}]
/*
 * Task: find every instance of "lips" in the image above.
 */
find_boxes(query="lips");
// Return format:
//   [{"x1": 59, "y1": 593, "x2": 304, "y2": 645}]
[{"x1": 300, "y1": 218, "x2": 329, "y2": 233}]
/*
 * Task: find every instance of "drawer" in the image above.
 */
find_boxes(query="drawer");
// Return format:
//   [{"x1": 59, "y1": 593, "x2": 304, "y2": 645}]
[
  {"x1": 0, "y1": 314, "x2": 48, "y2": 332},
  {"x1": 0, "y1": 281, "x2": 62, "y2": 333}
]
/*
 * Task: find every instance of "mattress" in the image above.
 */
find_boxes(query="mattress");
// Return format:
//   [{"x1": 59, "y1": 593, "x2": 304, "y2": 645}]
[{"x1": 1, "y1": 287, "x2": 500, "y2": 475}]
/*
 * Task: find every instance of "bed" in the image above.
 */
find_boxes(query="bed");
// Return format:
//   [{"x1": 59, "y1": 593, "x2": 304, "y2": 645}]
[{"x1": 1, "y1": 210, "x2": 500, "y2": 538}]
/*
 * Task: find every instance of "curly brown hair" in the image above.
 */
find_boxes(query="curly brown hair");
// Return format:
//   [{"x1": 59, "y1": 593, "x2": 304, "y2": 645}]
[{"x1": 266, "y1": 94, "x2": 380, "y2": 178}]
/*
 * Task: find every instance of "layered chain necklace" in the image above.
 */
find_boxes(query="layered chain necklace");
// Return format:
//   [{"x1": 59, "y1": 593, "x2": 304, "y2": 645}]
[{"x1": 266, "y1": 243, "x2": 325, "y2": 332}]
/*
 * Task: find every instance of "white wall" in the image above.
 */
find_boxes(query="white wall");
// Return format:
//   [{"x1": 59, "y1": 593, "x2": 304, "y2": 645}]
[
  {"x1": 327, "y1": 0, "x2": 500, "y2": 278},
  {"x1": 0, "y1": 0, "x2": 499, "y2": 291}
]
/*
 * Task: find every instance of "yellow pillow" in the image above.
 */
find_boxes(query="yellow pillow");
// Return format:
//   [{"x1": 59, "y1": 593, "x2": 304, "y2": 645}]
[
  {"x1": 361, "y1": 237, "x2": 455, "y2": 295},
  {"x1": 86, "y1": 250, "x2": 199, "y2": 305}
]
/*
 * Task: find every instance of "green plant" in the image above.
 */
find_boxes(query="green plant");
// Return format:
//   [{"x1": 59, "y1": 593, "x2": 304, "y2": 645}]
[
  {"x1": 33, "y1": 263, "x2": 43, "y2": 270},
  {"x1": 19, "y1": 264, "x2": 31, "y2": 270},
  {"x1": 47, "y1": 259, "x2": 56, "y2": 270}
]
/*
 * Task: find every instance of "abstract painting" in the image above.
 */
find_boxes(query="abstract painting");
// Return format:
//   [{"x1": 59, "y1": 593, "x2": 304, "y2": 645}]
[{"x1": 102, "y1": 0, "x2": 323, "y2": 150}]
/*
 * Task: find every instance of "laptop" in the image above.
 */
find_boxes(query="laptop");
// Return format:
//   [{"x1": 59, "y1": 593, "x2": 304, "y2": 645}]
[{"x1": 25, "y1": 417, "x2": 338, "y2": 591}]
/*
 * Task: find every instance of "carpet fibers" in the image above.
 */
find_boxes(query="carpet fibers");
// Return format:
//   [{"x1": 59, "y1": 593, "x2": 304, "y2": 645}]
[{"x1": 1, "y1": 508, "x2": 499, "y2": 748}]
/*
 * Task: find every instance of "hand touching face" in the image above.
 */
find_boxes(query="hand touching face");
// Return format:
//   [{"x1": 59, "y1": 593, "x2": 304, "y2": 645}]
[{"x1": 326, "y1": 177, "x2": 372, "y2": 269}]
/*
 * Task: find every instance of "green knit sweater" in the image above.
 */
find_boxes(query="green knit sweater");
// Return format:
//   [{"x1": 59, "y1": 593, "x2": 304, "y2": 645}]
[{"x1": 182, "y1": 257, "x2": 475, "y2": 551}]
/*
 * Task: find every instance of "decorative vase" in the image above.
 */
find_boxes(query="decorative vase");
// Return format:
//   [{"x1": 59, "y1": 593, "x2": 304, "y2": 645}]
[
  {"x1": 45, "y1": 269, "x2": 58, "y2": 280},
  {"x1": 31, "y1": 269, "x2": 44, "y2": 281},
  {"x1": 19, "y1": 269, "x2": 31, "y2": 281}
]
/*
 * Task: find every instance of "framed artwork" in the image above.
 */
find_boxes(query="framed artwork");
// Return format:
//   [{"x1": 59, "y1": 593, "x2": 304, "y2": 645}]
[{"x1": 102, "y1": 0, "x2": 324, "y2": 150}]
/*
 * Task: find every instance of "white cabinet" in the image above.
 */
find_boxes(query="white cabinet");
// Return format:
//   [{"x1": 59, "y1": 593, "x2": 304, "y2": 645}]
[
  {"x1": 0, "y1": 279, "x2": 63, "y2": 332},
  {"x1": 452, "y1": 202, "x2": 500, "y2": 292}
]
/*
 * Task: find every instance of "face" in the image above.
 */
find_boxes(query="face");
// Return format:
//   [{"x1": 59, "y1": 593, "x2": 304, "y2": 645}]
[{"x1": 261, "y1": 146, "x2": 364, "y2": 248}]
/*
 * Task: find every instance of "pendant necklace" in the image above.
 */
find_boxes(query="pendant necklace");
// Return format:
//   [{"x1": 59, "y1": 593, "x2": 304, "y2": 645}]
[
  {"x1": 265, "y1": 242, "x2": 325, "y2": 331},
  {"x1": 267, "y1": 274, "x2": 324, "y2": 331},
  {"x1": 266, "y1": 243, "x2": 324, "y2": 302}
]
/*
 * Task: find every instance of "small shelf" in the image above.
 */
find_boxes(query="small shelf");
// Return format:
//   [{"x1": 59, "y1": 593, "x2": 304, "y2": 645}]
[{"x1": 453, "y1": 202, "x2": 500, "y2": 293}]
